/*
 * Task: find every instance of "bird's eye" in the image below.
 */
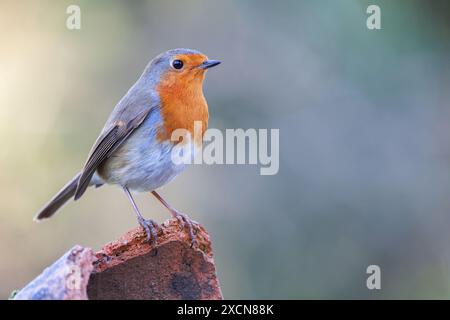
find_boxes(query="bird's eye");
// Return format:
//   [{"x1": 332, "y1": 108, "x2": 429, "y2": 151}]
[{"x1": 172, "y1": 59, "x2": 184, "y2": 70}]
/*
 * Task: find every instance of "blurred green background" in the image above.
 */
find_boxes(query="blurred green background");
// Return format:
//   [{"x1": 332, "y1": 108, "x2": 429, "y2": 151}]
[{"x1": 1, "y1": 0, "x2": 450, "y2": 299}]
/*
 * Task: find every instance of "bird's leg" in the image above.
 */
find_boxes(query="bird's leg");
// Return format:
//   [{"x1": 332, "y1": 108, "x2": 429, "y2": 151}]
[
  {"x1": 151, "y1": 190, "x2": 199, "y2": 246},
  {"x1": 123, "y1": 187, "x2": 158, "y2": 245}
]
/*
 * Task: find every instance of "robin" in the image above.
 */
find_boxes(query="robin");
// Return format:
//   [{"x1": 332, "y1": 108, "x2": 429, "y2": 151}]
[{"x1": 34, "y1": 48, "x2": 221, "y2": 246}]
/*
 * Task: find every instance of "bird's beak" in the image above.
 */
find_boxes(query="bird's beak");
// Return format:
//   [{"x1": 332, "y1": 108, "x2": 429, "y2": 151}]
[{"x1": 198, "y1": 60, "x2": 221, "y2": 69}]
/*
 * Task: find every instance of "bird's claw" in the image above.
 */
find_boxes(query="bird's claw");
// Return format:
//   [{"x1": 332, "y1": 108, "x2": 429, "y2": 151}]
[
  {"x1": 138, "y1": 217, "x2": 159, "y2": 246},
  {"x1": 172, "y1": 211, "x2": 199, "y2": 247}
]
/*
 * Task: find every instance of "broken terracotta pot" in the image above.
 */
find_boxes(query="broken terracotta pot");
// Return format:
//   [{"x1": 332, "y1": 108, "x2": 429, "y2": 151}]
[{"x1": 14, "y1": 219, "x2": 222, "y2": 300}]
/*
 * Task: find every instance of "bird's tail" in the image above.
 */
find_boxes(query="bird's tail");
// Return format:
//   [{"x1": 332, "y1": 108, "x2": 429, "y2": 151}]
[{"x1": 34, "y1": 172, "x2": 82, "y2": 221}]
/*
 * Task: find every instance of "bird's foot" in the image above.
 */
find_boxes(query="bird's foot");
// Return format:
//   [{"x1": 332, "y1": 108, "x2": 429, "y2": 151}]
[
  {"x1": 171, "y1": 211, "x2": 200, "y2": 247},
  {"x1": 137, "y1": 217, "x2": 159, "y2": 246}
]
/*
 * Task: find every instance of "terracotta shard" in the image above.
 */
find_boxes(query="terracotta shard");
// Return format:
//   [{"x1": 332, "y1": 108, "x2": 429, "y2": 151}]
[{"x1": 15, "y1": 219, "x2": 222, "y2": 300}]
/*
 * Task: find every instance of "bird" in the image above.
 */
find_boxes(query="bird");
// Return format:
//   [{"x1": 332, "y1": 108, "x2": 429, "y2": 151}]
[{"x1": 34, "y1": 48, "x2": 221, "y2": 246}]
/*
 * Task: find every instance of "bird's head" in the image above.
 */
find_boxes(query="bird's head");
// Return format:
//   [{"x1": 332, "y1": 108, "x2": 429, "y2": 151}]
[
  {"x1": 146, "y1": 48, "x2": 220, "y2": 90},
  {"x1": 142, "y1": 49, "x2": 219, "y2": 143}
]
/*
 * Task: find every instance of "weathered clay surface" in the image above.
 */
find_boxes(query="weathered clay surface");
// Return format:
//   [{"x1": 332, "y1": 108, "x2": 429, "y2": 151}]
[
  {"x1": 88, "y1": 219, "x2": 222, "y2": 300},
  {"x1": 14, "y1": 245, "x2": 95, "y2": 300},
  {"x1": 14, "y1": 218, "x2": 222, "y2": 300}
]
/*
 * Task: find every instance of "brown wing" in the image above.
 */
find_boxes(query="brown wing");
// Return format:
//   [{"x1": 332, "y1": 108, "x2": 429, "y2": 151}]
[{"x1": 74, "y1": 108, "x2": 153, "y2": 200}]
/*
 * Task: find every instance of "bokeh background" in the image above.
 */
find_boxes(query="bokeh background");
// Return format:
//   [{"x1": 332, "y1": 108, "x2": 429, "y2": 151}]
[{"x1": 1, "y1": 0, "x2": 450, "y2": 299}]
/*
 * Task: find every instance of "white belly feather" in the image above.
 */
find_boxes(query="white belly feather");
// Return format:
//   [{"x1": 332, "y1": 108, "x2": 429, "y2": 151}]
[{"x1": 97, "y1": 109, "x2": 187, "y2": 192}]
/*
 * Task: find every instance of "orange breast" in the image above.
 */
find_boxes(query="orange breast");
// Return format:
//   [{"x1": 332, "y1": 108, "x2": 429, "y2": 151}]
[{"x1": 156, "y1": 70, "x2": 209, "y2": 146}]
